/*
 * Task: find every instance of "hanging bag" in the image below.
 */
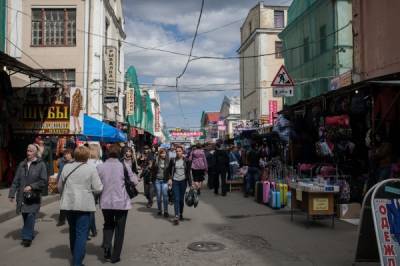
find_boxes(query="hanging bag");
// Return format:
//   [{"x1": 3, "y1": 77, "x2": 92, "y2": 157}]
[
  {"x1": 122, "y1": 163, "x2": 138, "y2": 199},
  {"x1": 59, "y1": 163, "x2": 85, "y2": 195}
]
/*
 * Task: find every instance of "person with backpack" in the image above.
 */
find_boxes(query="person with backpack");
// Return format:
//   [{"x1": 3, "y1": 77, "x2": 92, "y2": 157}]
[
  {"x1": 214, "y1": 143, "x2": 229, "y2": 196},
  {"x1": 189, "y1": 143, "x2": 208, "y2": 195},
  {"x1": 167, "y1": 146, "x2": 193, "y2": 225},
  {"x1": 151, "y1": 148, "x2": 170, "y2": 217},
  {"x1": 245, "y1": 142, "x2": 261, "y2": 197}
]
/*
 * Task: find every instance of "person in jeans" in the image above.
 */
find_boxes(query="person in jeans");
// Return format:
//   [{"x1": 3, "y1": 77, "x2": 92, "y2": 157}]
[
  {"x1": 8, "y1": 144, "x2": 47, "y2": 247},
  {"x1": 97, "y1": 144, "x2": 139, "y2": 263},
  {"x1": 56, "y1": 148, "x2": 74, "y2": 227},
  {"x1": 58, "y1": 146, "x2": 103, "y2": 266},
  {"x1": 189, "y1": 143, "x2": 208, "y2": 195},
  {"x1": 151, "y1": 148, "x2": 170, "y2": 217},
  {"x1": 167, "y1": 146, "x2": 192, "y2": 225},
  {"x1": 214, "y1": 143, "x2": 229, "y2": 196},
  {"x1": 245, "y1": 143, "x2": 261, "y2": 197},
  {"x1": 138, "y1": 145, "x2": 155, "y2": 208}
]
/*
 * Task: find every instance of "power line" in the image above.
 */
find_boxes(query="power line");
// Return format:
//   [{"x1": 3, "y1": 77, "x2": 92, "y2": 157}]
[{"x1": 5, "y1": 37, "x2": 45, "y2": 70}]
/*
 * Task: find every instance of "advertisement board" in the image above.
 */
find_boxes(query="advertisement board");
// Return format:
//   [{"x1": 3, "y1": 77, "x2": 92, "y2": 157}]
[
  {"x1": 126, "y1": 89, "x2": 134, "y2": 116},
  {"x1": 69, "y1": 87, "x2": 85, "y2": 134},
  {"x1": 104, "y1": 46, "x2": 118, "y2": 103}
]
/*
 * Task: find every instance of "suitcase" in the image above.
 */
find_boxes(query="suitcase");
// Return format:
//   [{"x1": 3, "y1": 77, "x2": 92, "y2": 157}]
[
  {"x1": 275, "y1": 190, "x2": 281, "y2": 209},
  {"x1": 282, "y1": 184, "x2": 288, "y2": 206},
  {"x1": 263, "y1": 181, "x2": 270, "y2": 204},
  {"x1": 255, "y1": 182, "x2": 263, "y2": 203},
  {"x1": 286, "y1": 191, "x2": 292, "y2": 209},
  {"x1": 268, "y1": 182, "x2": 275, "y2": 207}
]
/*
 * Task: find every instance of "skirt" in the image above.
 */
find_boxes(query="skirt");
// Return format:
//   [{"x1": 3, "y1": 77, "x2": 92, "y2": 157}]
[{"x1": 192, "y1": 169, "x2": 205, "y2": 182}]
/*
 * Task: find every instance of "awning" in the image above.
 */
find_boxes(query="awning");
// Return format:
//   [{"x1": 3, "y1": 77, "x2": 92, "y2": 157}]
[
  {"x1": 82, "y1": 115, "x2": 127, "y2": 143},
  {"x1": 0, "y1": 51, "x2": 62, "y2": 87}
]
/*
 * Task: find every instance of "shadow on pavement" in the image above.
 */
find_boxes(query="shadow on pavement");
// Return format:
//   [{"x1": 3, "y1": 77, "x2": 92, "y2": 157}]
[{"x1": 4, "y1": 229, "x2": 39, "y2": 240}]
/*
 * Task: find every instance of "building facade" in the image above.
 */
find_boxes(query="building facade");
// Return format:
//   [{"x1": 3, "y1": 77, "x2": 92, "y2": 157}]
[
  {"x1": 279, "y1": 0, "x2": 353, "y2": 105},
  {"x1": 219, "y1": 96, "x2": 240, "y2": 139},
  {"x1": 352, "y1": 0, "x2": 400, "y2": 82},
  {"x1": 200, "y1": 111, "x2": 220, "y2": 142},
  {"x1": 6, "y1": 0, "x2": 125, "y2": 122},
  {"x1": 238, "y1": 1, "x2": 290, "y2": 120}
]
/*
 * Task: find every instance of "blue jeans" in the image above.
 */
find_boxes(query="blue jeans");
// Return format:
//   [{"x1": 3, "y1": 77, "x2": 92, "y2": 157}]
[
  {"x1": 21, "y1": 212, "x2": 36, "y2": 240},
  {"x1": 88, "y1": 212, "x2": 97, "y2": 236},
  {"x1": 246, "y1": 167, "x2": 260, "y2": 194},
  {"x1": 172, "y1": 180, "x2": 187, "y2": 217},
  {"x1": 155, "y1": 179, "x2": 169, "y2": 212},
  {"x1": 66, "y1": 211, "x2": 91, "y2": 266}
]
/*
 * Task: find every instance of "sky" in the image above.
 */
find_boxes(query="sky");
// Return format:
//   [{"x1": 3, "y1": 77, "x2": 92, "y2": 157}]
[{"x1": 122, "y1": 0, "x2": 292, "y2": 129}]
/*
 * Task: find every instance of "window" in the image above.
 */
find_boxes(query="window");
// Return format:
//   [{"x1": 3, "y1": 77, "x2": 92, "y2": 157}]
[
  {"x1": 274, "y1": 10, "x2": 284, "y2": 28},
  {"x1": 31, "y1": 8, "x2": 76, "y2": 46},
  {"x1": 320, "y1": 25, "x2": 327, "y2": 54},
  {"x1": 32, "y1": 69, "x2": 75, "y2": 88},
  {"x1": 275, "y1": 41, "x2": 283, "y2": 58},
  {"x1": 303, "y1": 37, "x2": 310, "y2": 62}
]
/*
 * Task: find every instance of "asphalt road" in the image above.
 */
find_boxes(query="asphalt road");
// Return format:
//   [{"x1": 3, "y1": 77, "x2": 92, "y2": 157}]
[{"x1": 0, "y1": 187, "x2": 359, "y2": 266}]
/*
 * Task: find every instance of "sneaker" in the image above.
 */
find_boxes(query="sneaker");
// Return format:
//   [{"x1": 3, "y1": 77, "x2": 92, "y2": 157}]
[
  {"x1": 157, "y1": 210, "x2": 162, "y2": 216},
  {"x1": 164, "y1": 212, "x2": 169, "y2": 218},
  {"x1": 173, "y1": 217, "x2": 179, "y2": 225},
  {"x1": 111, "y1": 258, "x2": 121, "y2": 264},
  {"x1": 22, "y1": 240, "x2": 31, "y2": 248},
  {"x1": 179, "y1": 215, "x2": 184, "y2": 221}
]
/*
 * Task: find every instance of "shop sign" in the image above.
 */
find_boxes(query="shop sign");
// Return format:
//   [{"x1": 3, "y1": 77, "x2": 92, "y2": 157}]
[
  {"x1": 126, "y1": 89, "x2": 134, "y2": 116},
  {"x1": 104, "y1": 46, "x2": 118, "y2": 102},
  {"x1": 313, "y1": 198, "x2": 329, "y2": 211},
  {"x1": 268, "y1": 100, "x2": 278, "y2": 124},
  {"x1": 155, "y1": 107, "x2": 160, "y2": 132},
  {"x1": 170, "y1": 131, "x2": 203, "y2": 137},
  {"x1": 373, "y1": 199, "x2": 400, "y2": 265}
]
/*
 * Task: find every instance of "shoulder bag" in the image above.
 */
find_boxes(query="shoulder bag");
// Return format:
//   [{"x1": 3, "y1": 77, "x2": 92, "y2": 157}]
[
  {"x1": 122, "y1": 163, "x2": 138, "y2": 199},
  {"x1": 60, "y1": 163, "x2": 84, "y2": 195}
]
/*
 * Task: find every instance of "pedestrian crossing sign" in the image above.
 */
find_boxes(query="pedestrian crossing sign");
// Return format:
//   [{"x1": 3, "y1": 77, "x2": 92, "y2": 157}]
[{"x1": 271, "y1": 65, "x2": 295, "y2": 87}]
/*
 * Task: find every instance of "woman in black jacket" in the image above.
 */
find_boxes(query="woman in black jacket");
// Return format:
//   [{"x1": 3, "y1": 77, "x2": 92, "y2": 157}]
[
  {"x1": 8, "y1": 144, "x2": 47, "y2": 247},
  {"x1": 151, "y1": 148, "x2": 170, "y2": 217},
  {"x1": 167, "y1": 146, "x2": 193, "y2": 225}
]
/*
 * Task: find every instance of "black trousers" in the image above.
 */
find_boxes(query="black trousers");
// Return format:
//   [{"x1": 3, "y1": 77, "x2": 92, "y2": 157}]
[
  {"x1": 214, "y1": 168, "x2": 227, "y2": 194},
  {"x1": 207, "y1": 170, "x2": 216, "y2": 189},
  {"x1": 59, "y1": 210, "x2": 67, "y2": 223},
  {"x1": 102, "y1": 210, "x2": 128, "y2": 260}
]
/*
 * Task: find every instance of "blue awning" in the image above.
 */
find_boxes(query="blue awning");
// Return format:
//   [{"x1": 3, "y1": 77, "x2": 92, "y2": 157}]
[{"x1": 82, "y1": 114, "x2": 127, "y2": 143}]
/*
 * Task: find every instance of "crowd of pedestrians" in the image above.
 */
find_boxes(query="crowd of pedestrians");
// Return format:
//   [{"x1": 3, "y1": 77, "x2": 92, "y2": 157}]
[{"x1": 7, "y1": 139, "x2": 271, "y2": 265}]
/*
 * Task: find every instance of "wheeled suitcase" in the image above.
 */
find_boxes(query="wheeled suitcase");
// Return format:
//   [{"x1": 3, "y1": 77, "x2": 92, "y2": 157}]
[
  {"x1": 275, "y1": 189, "x2": 281, "y2": 209},
  {"x1": 286, "y1": 191, "x2": 292, "y2": 209},
  {"x1": 255, "y1": 181, "x2": 263, "y2": 203},
  {"x1": 263, "y1": 181, "x2": 270, "y2": 204},
  {"x1": 268, "y1": 182, "x2": 275, "y2": 207},
  {"x1": 282, "y1": 184, "x2": 288, "y2": 206}
]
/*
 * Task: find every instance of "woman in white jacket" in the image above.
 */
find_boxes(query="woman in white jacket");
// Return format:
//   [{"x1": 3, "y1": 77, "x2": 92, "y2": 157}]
[{"x1": 58, "y1": 146, "x2": 103, "y2": 266}]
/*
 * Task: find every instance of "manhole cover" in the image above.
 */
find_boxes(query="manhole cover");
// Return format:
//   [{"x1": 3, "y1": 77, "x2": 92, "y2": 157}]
[{"x1": 188, "y1": 241, "x2": 226, "y2": 252}]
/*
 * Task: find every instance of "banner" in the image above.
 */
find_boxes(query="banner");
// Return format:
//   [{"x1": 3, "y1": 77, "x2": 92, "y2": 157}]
[
  {"x1": 155, "y1": 106, "x2": 160, "y2": 132},
  {"x1": 126, "y1": 89, "x2": 134, "y2": 116},
  {"x1": 69, "y1": 87, "x2": 85, "y2": 134},
  {"x1": 269, "y1": 100, "x2": 278, "y2": 124},
  {"x1": 104, "y1": 46, "x2": 118, "y2": 103}
]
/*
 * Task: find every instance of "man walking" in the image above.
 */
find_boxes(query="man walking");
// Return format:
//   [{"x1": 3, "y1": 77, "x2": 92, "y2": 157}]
[{"x1": 214, "y1": 143, "x2": 229, "y2": 196}]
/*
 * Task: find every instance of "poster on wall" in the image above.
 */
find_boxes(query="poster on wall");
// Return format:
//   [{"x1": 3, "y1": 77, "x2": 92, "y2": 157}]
[
  {"x1": 11, "y1": 87, "x2": 72, "y2": 135},
  {"x1": 69, "y1": 87, "x2": 85, "y2": 134}
]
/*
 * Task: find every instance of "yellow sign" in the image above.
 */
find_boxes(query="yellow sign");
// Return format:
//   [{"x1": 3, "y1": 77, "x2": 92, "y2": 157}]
[{"x1": 313, "y1": 198, "x2": 329, "y2": 211}]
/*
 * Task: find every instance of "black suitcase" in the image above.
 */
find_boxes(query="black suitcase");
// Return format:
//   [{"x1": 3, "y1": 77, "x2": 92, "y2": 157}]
[{"x1": 255, "y1": 181, "x2": 263, "y2": 203}]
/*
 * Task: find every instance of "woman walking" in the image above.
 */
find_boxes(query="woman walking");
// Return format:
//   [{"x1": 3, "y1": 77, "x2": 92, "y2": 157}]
[
  {"x1": 167, "y1": 146, "x2": 192, "y2": 225},
  {"x1": 58, "y1": 146, "x2": 103, "y2": 266},
  {"x1": 189, "y1": 143, "x2": 208, "y2": 195},
  {"x1": 56, "y1": 148, "x2": 74, "y2": 227},
  {"x1": 97, "y1": 144, "x2": 139, "y2": 263},
  {"x1": 121, "y1": 146, "x2": 138, "y2": 175},
  {"x1": 151, "y1": 148, "x2": 170, "y2": 217},
  {"x1": 8, "y1": 144, "x2": 47, "y2": 247}
]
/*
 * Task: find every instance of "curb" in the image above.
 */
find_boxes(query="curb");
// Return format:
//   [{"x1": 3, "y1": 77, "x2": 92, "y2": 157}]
[{"x1": 0, "y1": 194, "x2": 60, "y2": 223}]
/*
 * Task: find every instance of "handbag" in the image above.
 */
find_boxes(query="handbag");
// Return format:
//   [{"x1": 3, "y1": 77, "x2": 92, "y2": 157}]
[
  {"x1": 23, "y1": 190, "x2": 40, "y2": 204},
  {"x1": 123, "y1": 163, "x2": 138, "y2": 199}
]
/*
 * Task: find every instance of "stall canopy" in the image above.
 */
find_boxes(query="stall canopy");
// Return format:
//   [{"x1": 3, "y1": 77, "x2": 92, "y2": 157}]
[{"x1": 82, "y1": 114, "x2": 127, "y2": 142}]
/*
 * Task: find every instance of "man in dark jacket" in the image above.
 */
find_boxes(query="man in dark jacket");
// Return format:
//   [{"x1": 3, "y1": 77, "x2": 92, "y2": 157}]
[
  {"x1": 205, "y1": 144, "x2": 216, "y2": 190},
  {"x1": 245, "y1": 143, "x2": 260, "y2": 197},
  {"x1": 9, "y1": 144, "x2": 47, "y2": 247},
  {"x1": 214, "y1": 143, "x2": 229, "y2": 196}
]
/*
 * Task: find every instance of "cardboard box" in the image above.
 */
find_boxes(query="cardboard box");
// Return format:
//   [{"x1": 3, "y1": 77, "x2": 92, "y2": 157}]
[{"x1": 337, "y1": 203, "x2": 361, "y2": 219}]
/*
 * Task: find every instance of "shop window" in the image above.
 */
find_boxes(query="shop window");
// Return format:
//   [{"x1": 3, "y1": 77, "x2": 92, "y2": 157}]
[
  {"x1": 31, "y1": 69, "x2": 75, "y2": 88},
  {"x1": 320, "y1": 25, "x2": 327, "y2": 54},
  {"x1": 275, "y1": 41, "x2": 283, "y2": 58},
  {"x1": 31, "y1": 8, "x2": 76, "y2": 47},
  {"x1": 274, "y1": 10, "x2": 284, "y2": 28},
  {"x1": 303, "y1": 37, "x2": 310, "y2": 62}
]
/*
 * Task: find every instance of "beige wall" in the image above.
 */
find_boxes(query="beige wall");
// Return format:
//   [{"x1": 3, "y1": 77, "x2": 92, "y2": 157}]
[
  {"x1": 353, "y1": 0, "x2": 400, "y2": 81},
  {"x1": 8, "y1": 0, "x2": 85, "y2": 88},
  {"x1": 239, "y1": 4, "x2": 288, "y2": 121}
]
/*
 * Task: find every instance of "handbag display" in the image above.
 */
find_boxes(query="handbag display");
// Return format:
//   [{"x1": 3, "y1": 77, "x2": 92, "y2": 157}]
[{"x1": 123, "y1": 163, "x2": 138, "y2": 199}]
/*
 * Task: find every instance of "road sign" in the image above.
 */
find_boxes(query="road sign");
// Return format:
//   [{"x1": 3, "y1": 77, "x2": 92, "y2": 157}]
[
  {"x1": 271, "y1": 65, "x2": 295, "y2": 87},
  {"x1": 273, "y1": 87, "x2": 294, "y2": 97}
]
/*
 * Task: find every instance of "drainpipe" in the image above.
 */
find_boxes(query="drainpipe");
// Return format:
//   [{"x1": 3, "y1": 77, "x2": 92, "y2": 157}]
[{"x1": 83, "y1": 0, "x2": 90, "y2": 114}]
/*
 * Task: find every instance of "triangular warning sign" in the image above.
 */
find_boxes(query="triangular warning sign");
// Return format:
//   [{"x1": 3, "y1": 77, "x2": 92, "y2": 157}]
[{"x1": 271, "y1": 65, "x2": 295, "y2": 87}]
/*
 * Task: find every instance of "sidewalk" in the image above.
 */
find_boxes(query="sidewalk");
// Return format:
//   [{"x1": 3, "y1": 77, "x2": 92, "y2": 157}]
[{"x1": 0, "y1": 188, "x2": 59, "y2": 223}]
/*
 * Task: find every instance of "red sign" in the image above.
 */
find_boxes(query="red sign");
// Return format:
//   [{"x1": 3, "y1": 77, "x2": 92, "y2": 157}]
[
  {"x1": 170, "y1": 131, "x2": 203, "y2": 137},
  {"x1": 269, "y1": 100, "x2": 278, "y2": 124}
]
